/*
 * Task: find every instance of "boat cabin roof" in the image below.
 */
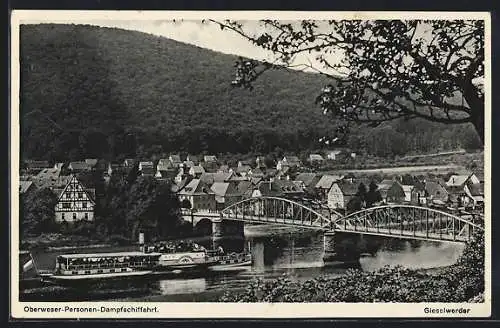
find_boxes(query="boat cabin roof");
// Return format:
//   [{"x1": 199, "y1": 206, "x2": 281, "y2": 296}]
[{"x1": 57, "y1": 251, "x2": 161, "y2": 259}]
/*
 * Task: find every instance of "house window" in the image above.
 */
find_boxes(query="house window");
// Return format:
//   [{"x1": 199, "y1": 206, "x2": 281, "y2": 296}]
[
  {"x1": 62, "y1": 202, "x2": 71, "y2": 209},
  {"x1": 84, "y1": 213, "x2": 88, "y2": 220},
  {"x1": 62, "y1": 213, "x2": 65, "y2": 220},
  {"x1": 82, "y1": 202, "x2": 87, "y2": 208},
  {"x1": 73, "y1": 213, "x2": 77, "y2": 220},
  {"x1": 78, "y1": 192, "x2": 83, "y2": 198}
]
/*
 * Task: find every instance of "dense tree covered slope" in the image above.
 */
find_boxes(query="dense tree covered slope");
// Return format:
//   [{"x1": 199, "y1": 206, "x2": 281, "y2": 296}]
[{"x1": 20, "y1": 24, "x2": 481, "y2": 161}]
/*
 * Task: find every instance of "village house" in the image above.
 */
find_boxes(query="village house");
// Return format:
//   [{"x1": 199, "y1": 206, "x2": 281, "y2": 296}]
[
  {"x1": 155, "y1": 168, "x2": 177, "y2": 180},
  {"x1": 203, "y1": 155, "x2": 218, "y2": 163},
  {"x1": 424, "y1": 180, "x2": 449, "y2": 204},
  {"x1": 295, "y1": 173, "x2": 320, "y2": 190},
  {"x1": 68, "y1": 161, "x2": 93, "y2": 173},
  {"x1": 446, "y1": 173, "x2": 480, "y2": 187},
  {"x1": 248, "y1": 167, "x2": 265, "y2": 179},
  {"x1": 84, "y1": 158, "x2": 98, "y2": 169},
  {"x1": 276, "y1": 156, "x2": 302, "y2": 171},
  {"x1": 123, "y1": 158, "x2": 135, "y2": 168},
  {"x1": 235, "y1": 165, "x2": 252, "y2": 178},
  {"x1": 103, "y1": 163, "x2": 121, "y2": 183},
  {"x1": 186, "y1": 154, "x2": 199, "y2": 165},
  {"x1": 327, "y1": 180, "x2": 359, "y2": 210},
  {"x1": 237, "y1": 160, "x2": 253, "y2": 167},
  {"x1": 325, "y1": 150, "x2": 343, "y2": 161},
  {"x1": 377, "y1": 179, "x2": 405, "y2": 203},
  {"x1": 251, "y1": 179, "x2": 304, "y2": 199},
  {"x1": 308, "y1": 154, "x2": 324, "y2": 164},
  {"x1": 23, "y1": 160, "x2": 51, "y2": 174},
  {"x1": 411, "y1": 182, "x2": 427, "y2": 205},
  {"x1": 31, "y1": 168, "x2": 64, "y2": 189},
  {"x1": 183, "y1": 160, "x2": 195, "y2": 170},
  {"x1": 157, "y1": 158, "x2": 175, "y2": 171},
  {"x1": 53, "y1": 175, "x2": 95, "y2": 223},
  {"x1": 189, "y1": 165, "x2": 206, "y2": 178},
  {"x1": 177, "y1": 179, "x2": 216, "y2": 211},
  {"x1": 169, "y1": 154, "x2": 183, "y2": 167},
  {"x1": 445, "y1": 173, "x2": 481, "y2": 207},
  {"x1": 53, "y1": 162, "x2": 65, "y2": 170},
  {"x1": 210, "y1": 181, "x2": 242, "y2": 210},
  {"x1": 200, "y1": 172, "x2": 233, "y2": 184},
  {"x1": 401, "y1": 185, "x2": 414, "y2": 202},
  {"x1": 276, "y1": 166, "x2": 291, "y2": 180},
  {"x1": 255, "y1": 156, "x2": 272, "y2": 169},
  {"x1": 138, "y1": 161, "x2": 154, "y2": 171},
  {"x1": 466, "y1": 183, "x2": 484, "y2": 209},
  {"x1": 315, "y1": 175, "x2": 344, "y2": 199},
  {"x1": 385, "y1": 181, "x2": 406, "y2": 203},
  {"x1": 217, "y1": 165, "x2": 230, "y2": 173},
  {"x1": 138, "y1": 161, "x2": 155, "y2": 177}
]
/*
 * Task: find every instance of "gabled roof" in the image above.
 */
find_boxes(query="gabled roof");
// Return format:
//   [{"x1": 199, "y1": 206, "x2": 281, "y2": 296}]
[
  {"x1": 249, "y1": 167, "x2": 265, "y2": 176},
  {"x1": 256, "y1": 180, "x2": 304, "y2": 197},
  {"x1": 186, "y1": 154, "x2": 199, "y2": 162},
  {"x1": 446, "y1": 175, "x2": 471, "y2": 187},
  {"x1": 315, "y1": 175, "x2": 343, "y2": 189},
  {"x1": 309, "y1": 154, "x2": 324, "y2": 161},
  {"x1": 19, "y1": 181, "x2": 34, "y2": 194},
  {"x1": 141, "y1": 167, "x2": 156, "y2": 176},
  {"x1": 200, "y1": 172, "x2": 233, "y2": 184},
  {"x1": 85, "y1": 159, "x2": 98, "y2": 167},
  {"x1": 183, "y1": 160, "x2": 195, "y2": 168},
  {"x1": 190, "y1": 165, "x2": 205, "y2": 174},
  {"x1": 236, "y1": 180, "x2": 253, "y2": 195},
  {"x1": 32, "y1": 169, "x2": 71, "y2": 189},
  {"x1": 211, "y1": 182, "x2": 230, "y2": 197},
  {"x1": 336, "y1": 181, "x2": 359, "y2": 196},
  {"x1": 218, "y1": 165, "x2": 230, "y2": 173},
  {"x1": 69, "y1": 161, "x2": 92, "y2": 171},
  {"x1": 468, "y1": 183, "x2": 484, "y2": 196},
  {"x1": 425, "y1": 181, "x2": 448, "y2": 196},
  {"x1": 236, "y1": 165, "x2": 251, "y2": 174},
  {"x1": 283, "y1": 156, "x2": 301, "y2": 164},
  {"x1": 204, "y1": 155, "x2": 217, "y2": 162},
  {"x1": 378, "y1": 179, "x2": 396, "y2": 191},
  {"x1": 54, "y1": 175, "x2": 96, "y2": 203},
  {"x1": 24, "y1": 160, "x2": 51, "y2": 169},
  {"x1": 179, "y1": 179, "x2": 214, "y2": 195},
  {"x1": 139, "y1": 161, "x2": 154, "y2": 168},
  {"x1": 123, "y1": 159, "x2": 135, "y2": 166},
  {"x1": 169, "y1": 155, "x2": 182, "y2": 163}
]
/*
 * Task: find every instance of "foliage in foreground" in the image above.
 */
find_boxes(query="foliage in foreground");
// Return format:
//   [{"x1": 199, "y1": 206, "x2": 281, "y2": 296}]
[{"x1": 219, "y1": 232, "x2": 484, "y2": 302}]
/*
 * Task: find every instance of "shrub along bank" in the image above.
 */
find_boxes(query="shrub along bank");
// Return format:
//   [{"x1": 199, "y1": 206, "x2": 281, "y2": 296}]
[{"x1": 219, "y1": 231, "x2": 484, "y2": 302}]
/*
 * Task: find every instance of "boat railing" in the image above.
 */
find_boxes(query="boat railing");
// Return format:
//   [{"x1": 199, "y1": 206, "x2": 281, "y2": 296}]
[{"x1": 65, "y1": 262, "x2": 154, "y2": 270}]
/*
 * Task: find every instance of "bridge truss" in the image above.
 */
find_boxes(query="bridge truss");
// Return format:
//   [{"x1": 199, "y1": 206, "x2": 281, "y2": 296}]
[{"x1": 220, "y1": 197, "x2": 483, "y2": 243}]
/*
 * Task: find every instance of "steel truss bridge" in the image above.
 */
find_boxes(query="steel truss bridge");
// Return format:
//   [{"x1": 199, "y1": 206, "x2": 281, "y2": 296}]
[{"x1": 219, "y1": 196, "x2": 483, "y2": 243}]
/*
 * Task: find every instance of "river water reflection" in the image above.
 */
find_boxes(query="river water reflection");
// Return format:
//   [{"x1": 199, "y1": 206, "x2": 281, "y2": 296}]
[{"x1": 26, "y1": 224, "x2": 465, "y2": 302}]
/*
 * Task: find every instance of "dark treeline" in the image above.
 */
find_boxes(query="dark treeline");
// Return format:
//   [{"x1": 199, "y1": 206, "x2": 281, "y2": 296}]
[
  {"x1": 21, "y1": 121, "x2": 481, "y2": 163},
  {"x1": 20, "y1": 24, "x2": 482, "y2": 163}
]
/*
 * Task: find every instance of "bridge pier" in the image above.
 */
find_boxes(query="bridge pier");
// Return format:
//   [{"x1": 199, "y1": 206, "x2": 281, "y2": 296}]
[
  {"x1": 323, "y1": 231, "x2": 338, "y2": 262},
  {"x1": 211, "y1": 219, "x2": 223, "y2": 249}
]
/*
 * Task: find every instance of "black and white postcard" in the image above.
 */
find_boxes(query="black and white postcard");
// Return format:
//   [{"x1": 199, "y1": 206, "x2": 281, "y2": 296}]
[{"x1": 10, "y1": 10, "x2": 491, "y2": 318}]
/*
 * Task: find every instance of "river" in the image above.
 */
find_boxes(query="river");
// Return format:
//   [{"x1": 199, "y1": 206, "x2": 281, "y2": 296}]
[{"x1": 21, "y1": 224, "x2": 465, "y2": 302}]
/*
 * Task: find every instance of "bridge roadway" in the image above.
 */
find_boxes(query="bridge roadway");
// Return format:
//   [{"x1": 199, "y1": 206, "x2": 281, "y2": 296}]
[{"x1": 181, "y1": 197, "x2": 483, "y2": 243}]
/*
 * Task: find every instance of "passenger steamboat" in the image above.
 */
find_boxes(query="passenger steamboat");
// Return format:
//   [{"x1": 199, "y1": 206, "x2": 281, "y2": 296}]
[{"x1": 20, "y1": 241, "x2": 252, "y2": 285}]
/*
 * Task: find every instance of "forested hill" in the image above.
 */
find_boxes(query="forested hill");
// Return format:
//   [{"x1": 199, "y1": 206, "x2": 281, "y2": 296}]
[{"x1": 20, "y1": 24, "x2": 481, "y2": 162}]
